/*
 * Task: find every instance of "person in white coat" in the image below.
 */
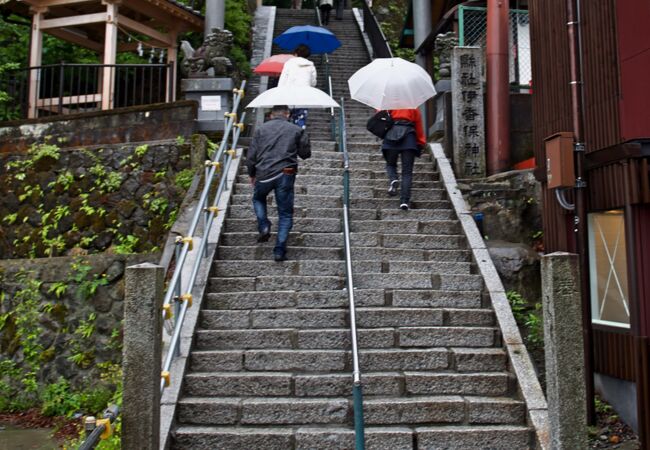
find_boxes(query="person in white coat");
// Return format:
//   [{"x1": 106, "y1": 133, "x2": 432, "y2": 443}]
[
  {"x1": 278, "y1": 44, "x2": 317, "y2": 128},
  {"x1": 319, "y1": 0, "x2": 334, "y2": 25}
]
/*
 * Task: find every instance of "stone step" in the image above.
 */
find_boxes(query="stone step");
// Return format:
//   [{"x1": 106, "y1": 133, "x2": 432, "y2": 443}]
[
  {"x1": 226, "y1": 205, "x2": 452, "y2": 220},
  {"x1": 219, "y1": 232, "x2": 467, "y2": 250},
  {"x1": 193, "y1": 327, "x2": 498, "y2": 351},
  {"x1": 233, "y1": 184, "x2": 447, "y2": 201},
  {"x1": 308, "y1": 150, "x2": 433, "y2": 162},
  {"x1": 210, "y1": 259, "x2": 472, "y2": 278},
  {"x1": 216, "y1": 245, "x2": 469, "y2": 263},
  {"x1": 172, "y1": 424, "x2": 531, "y2": 450},
  {"x1": 198, "y1": 307, "x2": 492, "y2": 330},
  {"x1": 235, "y1": 174, "x2": 442, "y2": 189},
  {"x1": 176, "y1": 395, "x2": 525, "y2": 426},
  {"x1": 204, "y1": 288, "x2": 481, "y2": 310},
  {"x1": 223, "y1": 218, "x2": 460, "y2": 235},
  {"x1": 229, "y1": 196, "x2": 450, "y2": 211}
]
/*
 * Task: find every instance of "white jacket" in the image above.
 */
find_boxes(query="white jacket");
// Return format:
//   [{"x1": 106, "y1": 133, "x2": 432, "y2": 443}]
[
  {"x1": 319, "y1": 0, "x2": 334, "y2": 6},
  {"x1": 278, "y1": 57, "x2": 317, "y2": 88}
]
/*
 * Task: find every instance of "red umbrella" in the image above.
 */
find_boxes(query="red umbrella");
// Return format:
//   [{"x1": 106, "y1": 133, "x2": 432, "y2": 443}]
[{"x1": 253, "y1": 54, "x2": 295, "y2": 76}]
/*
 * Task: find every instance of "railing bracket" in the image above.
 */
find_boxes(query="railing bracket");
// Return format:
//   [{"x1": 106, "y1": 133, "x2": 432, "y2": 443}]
[{"x1": 161, "y1": 371, "x2": 171, "y2": 387}]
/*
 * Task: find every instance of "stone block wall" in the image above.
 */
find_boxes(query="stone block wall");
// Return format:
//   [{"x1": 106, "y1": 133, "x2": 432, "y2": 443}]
[
  {"x1": 0, "y1": 253, "x2": 157, "y2": 384},
  {"x1": 0, "y1": 101, "x2": 197, "y2": 154},
  {"x1": 0, "y1": 140, "x2": 196, "y2": 259}
]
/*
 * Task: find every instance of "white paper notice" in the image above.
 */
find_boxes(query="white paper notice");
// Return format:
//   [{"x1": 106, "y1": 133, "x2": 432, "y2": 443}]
[{"x1": 201, "y1": 96, "x2": 222, "y2": 111}]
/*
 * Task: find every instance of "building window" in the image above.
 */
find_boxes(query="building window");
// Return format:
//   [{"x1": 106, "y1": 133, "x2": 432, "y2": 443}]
[{"x1": 588, "y1": 210, "x2": 630, "y2": 328}]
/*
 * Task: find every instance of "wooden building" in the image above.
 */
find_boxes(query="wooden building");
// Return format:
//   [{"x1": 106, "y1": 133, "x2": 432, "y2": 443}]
[
  {"x1": 530, "y1": 0, "x2": 650, "y2": 442},
  {"x1": 0, "y1": 0, "x2": 203, "y2": 118}
]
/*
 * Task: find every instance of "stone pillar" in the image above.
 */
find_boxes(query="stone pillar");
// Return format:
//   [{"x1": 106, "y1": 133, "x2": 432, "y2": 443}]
[
  {"x1": 122, "y1": 263, "x2": 164, "y2": 450},
  {"x1": 541, "y1": 252, "x2": 588, "y2": 450},
  {"x1": 451, "y1": 46, "x2": 486, "y2": 179},
  {"x1": 205, "y1": 0, "x2": 226, "y2": 33}
]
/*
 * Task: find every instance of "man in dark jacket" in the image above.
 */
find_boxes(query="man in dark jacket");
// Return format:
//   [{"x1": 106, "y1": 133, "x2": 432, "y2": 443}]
[{"x1": 246, "y1": 105, "x2": 311, "y2": 261}]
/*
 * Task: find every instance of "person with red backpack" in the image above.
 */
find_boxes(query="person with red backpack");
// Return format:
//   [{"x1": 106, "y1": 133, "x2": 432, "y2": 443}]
[{"x1": 380, "y1": 108, "x2": 426, "y2": 210}]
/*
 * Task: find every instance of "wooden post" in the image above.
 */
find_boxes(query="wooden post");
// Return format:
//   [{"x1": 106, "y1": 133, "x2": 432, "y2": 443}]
[
  {"x1": 28, "y1": 6, "x2": 47, "y2": 119},
  {"x1": 166, "y1": 31, "x2": 178, "y2": 102},
  {"x1": 101, "y1": 0, "x2": 120, "y2": 110}
]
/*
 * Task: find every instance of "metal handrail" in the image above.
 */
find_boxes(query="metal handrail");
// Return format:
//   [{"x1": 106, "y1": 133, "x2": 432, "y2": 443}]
[
  {"x1": 77, "y1": 405, "x2": 120, "y2": 450},
  {"x1": 338, "y1": 97, "x2": 365, "y2": 450},
  {"x1": 159, "y1": 81, "x2": 247, "y2": 394},
  {"x1": 360, "y1": 0, "x2": 393, "y2": 58},
  {"x1": 314, "y1": 5, "x2": 337, "y2": 140}
]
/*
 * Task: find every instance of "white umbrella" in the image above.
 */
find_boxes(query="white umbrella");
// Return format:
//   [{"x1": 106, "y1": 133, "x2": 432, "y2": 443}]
[
  {"x1": 246, "y1": 86, "x2": 340, "y2": 109},
  {"x1": 348, "y1": 57, "x2": 436, "y2": 110}
]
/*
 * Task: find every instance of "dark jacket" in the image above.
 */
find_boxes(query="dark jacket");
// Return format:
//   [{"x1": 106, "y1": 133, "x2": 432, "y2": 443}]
[{"x1": 246, "y1": 117, "x2": 311, "y2": 181}]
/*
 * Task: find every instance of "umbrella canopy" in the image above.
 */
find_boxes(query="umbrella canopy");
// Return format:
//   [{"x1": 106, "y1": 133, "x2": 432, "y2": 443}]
[
  {"x1": 347, "y1": 58, "x2": 436, "y2": 110},
  {"x1": 273, "y1": 25, "x2": 341, "y2": 54},
  {"x1": 246, "y1": 86, "x2": 340, "y2": 109},
  {"x1": 253, "y1": 54, "x2": 295, "y2": 76}
]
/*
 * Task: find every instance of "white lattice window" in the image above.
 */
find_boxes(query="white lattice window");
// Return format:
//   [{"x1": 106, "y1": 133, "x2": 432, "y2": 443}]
[{"x1": 588, "y1": 210, "x2": 630, "y2": 328}]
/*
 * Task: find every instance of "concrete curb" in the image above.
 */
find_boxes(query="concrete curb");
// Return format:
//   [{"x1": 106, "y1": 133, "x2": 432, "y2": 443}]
[
  {"x1": 430, "y1": 143, "x2": 550, "y2": 450},
  {"x1": 159, "y1": 147, "x2": 244, "y2": 449},
  {"x1": 351, "y1": 8, "x2": 374, "y2": 61}
]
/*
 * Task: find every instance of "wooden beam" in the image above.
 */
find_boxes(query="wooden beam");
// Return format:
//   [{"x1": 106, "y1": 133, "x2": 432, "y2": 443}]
[
  {"x1": 46, "y1": 28, "x2": 103, "y2": 51},
  {"x1": 41, "y1": 12, "x2": 108, "y2": 30},
  {"x1": 37, "y1": 93, "x2": 102, "y2": 107},
  {"x1": 141, "y1": 0, "x2": 203, "y2": 31},
  {"x1": 28, "y1": 8, "x2": 46, "y2": 119},
  {"x1": 117, "y1": 13, "x2": 173, "y2": 47},
  {"x1": 23, "y1": 0, "x2": 96, "y2": 7},
  {"x1": 101, "y1": 1, "x2": 118, "y2": 110}
]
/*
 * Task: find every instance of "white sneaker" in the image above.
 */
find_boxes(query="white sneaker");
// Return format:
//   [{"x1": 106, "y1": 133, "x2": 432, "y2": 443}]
[
  {"x1": 388, "y1": 180, "x2": 399, "y2": 196},
  {"x1": 400, "y1": 203, "x2": 409, "y2": 210}
]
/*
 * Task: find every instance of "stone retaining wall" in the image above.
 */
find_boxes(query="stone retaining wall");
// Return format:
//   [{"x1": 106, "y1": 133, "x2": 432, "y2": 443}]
[
  {"x1": 0, "y1": 253, "x2": 157, "y2": 384},
  {"x1": 0, "y1": 101, "x2": 197, "y2": 154},
  {"x1": 0, "y1": 140, "x2": 197, "y2": 259}
]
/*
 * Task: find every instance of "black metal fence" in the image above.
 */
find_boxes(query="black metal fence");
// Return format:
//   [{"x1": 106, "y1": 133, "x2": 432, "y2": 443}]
[
  {"x1": 0, "y1": 63, "x2": 172, "y2": 121},
  {"x1": 360, "y1": 0, "x2": 392, "y2": 59}
]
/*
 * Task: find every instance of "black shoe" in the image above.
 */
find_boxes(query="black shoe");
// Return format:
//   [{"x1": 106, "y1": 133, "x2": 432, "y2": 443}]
[
  {"x1": 274, "y1": 252, "x2": 287, "y2": 262},
  {"x1": 388, "y1": 180, "x2": 399, "y2": 196},
  {"x1": 400, "y1": 203, "x2": 409, "y2": 210},
  {"x1": 257, "y1": 225, "x2": 271, "y2": 243}
]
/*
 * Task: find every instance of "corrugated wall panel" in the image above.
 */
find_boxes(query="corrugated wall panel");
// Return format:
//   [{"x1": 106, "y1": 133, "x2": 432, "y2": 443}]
[
  {"x1": 530, "y1": 0, "x2": 573, "y2": 173},
  {"x1": 582, "y1": 0, "x2": 621, "y2": 152},
  {"x1": 593, "y1": 328, "x2": 636, "y2": 381},
  {"x1": 589, "y1": 158, "x2": 650, "y2": 210}
]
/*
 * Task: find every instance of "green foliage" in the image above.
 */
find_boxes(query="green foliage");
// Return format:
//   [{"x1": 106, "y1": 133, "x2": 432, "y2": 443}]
[
  {"x1": 134, "y1": 144, "x2": 149, "y2": 157},
  {"x1": 507, "y1": 290, "x2": 544, "y2": 349},
  {"x1": 175, "y1": 135, "x2": 186, "y2": 146},
  {"x1": 69, "y1": 261, "x2": 109, "y2": 300},
  {"x1": 0, "y1": 272, "x2": 44, "y2": 411},
  {"x1": 375, "y1": 1, "x2": 416, "y2": 62},
  {"x1": 225, "y1": 0, "x2": 252, "y2": 77},
  {"x1": 112, "y1": 235, "x2": 139, "y2": 255}
]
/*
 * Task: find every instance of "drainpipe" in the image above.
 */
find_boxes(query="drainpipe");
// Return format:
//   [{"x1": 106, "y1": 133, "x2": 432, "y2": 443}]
[
  {"x1": 205, "y1": 0, "x2": 226, "y2": 32},
  {"x1": 566, "y1": 0, "x2": 595, "y2": 424},
  {"x1": 486, "y1": 0, "x2": 510, "y2": 174},
  {"x1": 413, "y1": 0, "x2": 432, "y2": 127}
]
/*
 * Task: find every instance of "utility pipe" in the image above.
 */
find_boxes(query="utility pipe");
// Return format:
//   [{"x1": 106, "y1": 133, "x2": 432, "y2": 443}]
[
  {"x1": 566, "y1": 0, "x2": 595, "y2": 424},
  {"x1": 486, "y1": 0, "x2": 510, "y2": 174}
]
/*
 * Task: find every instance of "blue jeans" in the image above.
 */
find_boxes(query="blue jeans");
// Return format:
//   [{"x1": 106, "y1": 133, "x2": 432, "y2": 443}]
[
  {"x1": 384, "y1": 148, "x2": 417, "y2": 204},
  {"x1": 253, "y1": 173, "x2": 296, "y2": 256}
]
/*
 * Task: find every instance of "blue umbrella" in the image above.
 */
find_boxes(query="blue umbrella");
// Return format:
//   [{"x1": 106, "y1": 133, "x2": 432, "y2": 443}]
[{"x1": 273, "y1": 25, "x2": 342, "y2": 54}]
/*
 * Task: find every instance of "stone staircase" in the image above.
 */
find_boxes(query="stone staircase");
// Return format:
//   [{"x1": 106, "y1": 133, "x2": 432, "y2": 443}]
[{"x1": 171, "y1": 7, "x2": 535, "y2": 450}]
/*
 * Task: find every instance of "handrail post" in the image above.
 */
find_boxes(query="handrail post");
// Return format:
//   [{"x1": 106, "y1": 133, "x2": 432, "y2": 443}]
[{"x1": 123, "y1": 263, "x2": 164, "y2": 450}]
